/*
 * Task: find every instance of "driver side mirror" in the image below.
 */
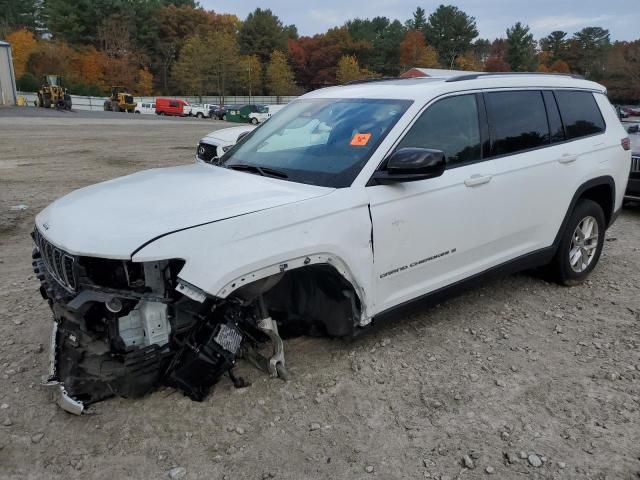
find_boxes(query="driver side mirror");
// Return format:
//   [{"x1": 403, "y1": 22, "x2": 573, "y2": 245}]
[{"x1": 372, "y1": 148, "x2": 446, "y2": 185}]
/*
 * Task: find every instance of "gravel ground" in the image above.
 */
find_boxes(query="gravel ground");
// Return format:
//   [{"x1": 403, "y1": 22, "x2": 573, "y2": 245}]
[{"x1": 1, "y1": 110, "x2": 639, "y2": 480}]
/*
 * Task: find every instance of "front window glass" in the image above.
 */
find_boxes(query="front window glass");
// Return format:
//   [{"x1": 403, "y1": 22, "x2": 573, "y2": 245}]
[
  {"x1": 221, "y1": 98, "x2": 411, "y2": 187},
  {"x1": 396, "y1": 94, "x2": 481, "y2": 167}
]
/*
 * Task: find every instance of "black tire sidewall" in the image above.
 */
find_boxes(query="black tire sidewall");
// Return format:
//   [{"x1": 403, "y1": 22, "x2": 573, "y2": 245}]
[{"x1": 555, "y1": 199, "x2": 605, "y2": 284}]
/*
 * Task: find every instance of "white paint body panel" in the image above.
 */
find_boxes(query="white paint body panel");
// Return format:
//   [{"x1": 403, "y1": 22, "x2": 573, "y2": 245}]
[
  {"x1": 36, "y1": 75, "x2": 631, "y2": 323},
  {"x1": 35, "y1": 163, "x2": 331, "y2": 259}
]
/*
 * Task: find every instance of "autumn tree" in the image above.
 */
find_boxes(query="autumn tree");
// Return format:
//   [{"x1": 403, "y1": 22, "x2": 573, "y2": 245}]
[
  {"x1": 454, "y1": 52, "x2": 482, "y2": 71},
  {"x1": 288, "y1": 26, "x2": 369, "y2": 88},
  {"x1": 601, "y1": 41, "x2": 640, "y2": 102},
  {"x1": 171, "y1": 30, "x2": 240, "y2": 100},
  {"x1": 71, "y1": 46, "x2": 107, "y2": 89},
  {"x1": 237, "y1": 55, "x2": 262, "y2": 97},
  {"x1": 6, "y1": 28, "x2": 38, "y2": 78},
  {"x1": 424, "y1": 5, "x2": 478, "y2": 68},
  {"x1": 549, "y1": 60, "x2": 570, "y2": 73},
  {"x1": 335, "y1": 55, "x2": 377, "y2": 84},
  {"x1": 506, "y1": 22, "x2": 536, "y2": 71},
  {"x1": 266, "y1": 50, "x2": 295, "y2": 99},
  {"x1": 399, "y1": 30, "x2": 438, "y2": 68},
  {"x1": 485, "y1": 56, "x2": 511, "y2": 72},
  {"x1": 135, "y1": 68, "x2": 153, "y2": 95}
]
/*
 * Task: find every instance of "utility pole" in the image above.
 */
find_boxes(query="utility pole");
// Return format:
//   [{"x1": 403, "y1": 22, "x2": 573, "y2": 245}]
[{"x1": 248, "y1": 59, "x2": 252, "y2": 104}]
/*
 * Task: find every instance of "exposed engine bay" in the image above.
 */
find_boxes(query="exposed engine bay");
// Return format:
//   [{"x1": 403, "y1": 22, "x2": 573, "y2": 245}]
[{"x1": 32, "y1": 228, "x2": 360, "y2": 414}]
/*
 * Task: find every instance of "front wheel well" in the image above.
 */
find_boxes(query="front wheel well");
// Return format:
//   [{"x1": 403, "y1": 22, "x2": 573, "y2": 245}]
[{"x1": 231, "y1": 264, "x2": 362, "y2": 337}]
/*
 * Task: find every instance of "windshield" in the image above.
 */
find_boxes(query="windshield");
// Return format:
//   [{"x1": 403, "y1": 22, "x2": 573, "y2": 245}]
[{"x1": 221, "y1": 98, "x2": 411, "y2": 187}]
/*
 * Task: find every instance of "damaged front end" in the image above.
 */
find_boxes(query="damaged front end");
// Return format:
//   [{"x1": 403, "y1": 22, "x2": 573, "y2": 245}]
[{"x1": 31, "y1": 228, "x2": 276, "y2": 414}]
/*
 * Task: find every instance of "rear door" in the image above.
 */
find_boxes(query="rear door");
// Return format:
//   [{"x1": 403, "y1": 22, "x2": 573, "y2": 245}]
[{"x1": 487, "y1": 89, "x2": 607, "y2": 259}]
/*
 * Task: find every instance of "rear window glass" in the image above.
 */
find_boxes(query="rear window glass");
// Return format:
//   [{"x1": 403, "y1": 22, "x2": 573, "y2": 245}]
[
  {"x1": 486, "y1": 91, "x2": 550, "y2": 156},
  {"x1": 555, "y1": 91, "x2": 605, "y2": 140}
]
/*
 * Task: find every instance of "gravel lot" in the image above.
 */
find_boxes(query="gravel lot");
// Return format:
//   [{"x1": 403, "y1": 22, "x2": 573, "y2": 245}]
[{"x1": 1, "y1": 109, "x2": 639, "y2": 480}]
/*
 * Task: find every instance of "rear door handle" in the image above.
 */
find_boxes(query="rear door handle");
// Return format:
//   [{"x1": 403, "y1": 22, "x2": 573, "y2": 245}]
[
  {"x1": 558, "y1": 154, "x2": 578, "y2": 164},
  {"x1": 464, "y1": 174, "x2": 492, "y2": 187}
]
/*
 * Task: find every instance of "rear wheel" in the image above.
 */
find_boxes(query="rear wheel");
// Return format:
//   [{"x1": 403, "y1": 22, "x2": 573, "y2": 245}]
[
  {"x1": 196, "y1": 112, "x2": 204, "y2": 119},
  {"x1": 549, "y1": 199, "x2": 605, "y2": 285},
  {"x1": 250, "y1": 117, "x2": 258, "y2": 125},
  {"x1": 43, "y1": 95, "x2": 51, "y2": 109},
  {"x1": 63, "y1": 94, "x2": 72, "y2": 110},
  {"x1": 113, "y1": 103, "x2": 120, "y2": 112}
]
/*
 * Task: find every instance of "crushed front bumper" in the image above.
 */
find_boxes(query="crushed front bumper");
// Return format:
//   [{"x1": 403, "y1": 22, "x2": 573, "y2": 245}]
[{"x1": 43, "y1": 322, "x2": 85, "y2": 415}]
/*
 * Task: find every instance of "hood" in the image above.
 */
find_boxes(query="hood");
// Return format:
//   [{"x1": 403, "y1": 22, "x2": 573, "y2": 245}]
[
  {"x1": 202, "y1": 125, "x2": 255, "y2": 145},
  {"x1": 36, "y1": 163, "x2": 333, "y2": 259}
]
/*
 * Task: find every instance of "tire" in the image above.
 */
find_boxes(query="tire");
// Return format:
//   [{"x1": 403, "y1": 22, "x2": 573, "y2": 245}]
[
  {"x1": 37, "y1": 93, "x2": 43, "y2": 108},
  {"x1": 103, "y1": 101, "x2": 110, "y2": 111},
  {"x1": 43, "y1": 96, "x2": 51, "y2": 109},
  {"x1": 64, "y1": 95, "x2": 72, "y2": 110},
  {"x1": 158, "y1": 111, "x2": 165, "y2": 116},
  {"x1": 549, "y1": 199, "x2": 605, "y2": 286},
  {"x1": 135, "y1": 110, "x2": 141, "y2": 114},
  {"x1": 196, "y1": 112, "x2": 203, "y2": 119},
  {"x1": 250, "y1": 117, "x2": 258, "y2": 125}
]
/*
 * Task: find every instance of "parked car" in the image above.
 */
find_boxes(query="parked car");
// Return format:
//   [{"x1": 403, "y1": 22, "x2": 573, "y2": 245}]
[
  {"x1": 616, "y1": 105, "x2": 629, "y2": 119},
  {"x1": 626, "y1": 133, "x2": 640, "y2": 202},
  {"x1": 190, "y1": 103, "x2": 218, "y2": 119},
  {"x1": 210, "y1": 105, "x2": 234, "y2": 120},
  {"x1": 195, "y1": 125, "x2": 256, "y2": 163},
  {"x1": 32, "y1": 73, "x2": 631, "y2": 414},
  {"x1": 134, "y1": 101, "x2": 156, "y2": 115},
  {"x1": 155, "y1": 97, "x2": 191, "y2": 116},
  {"x1": 248, "y1": 104, "x2": 286, "y2": 124},
  {"x1": 623, "y1": 106, "x2": 640, "y2": 117}
]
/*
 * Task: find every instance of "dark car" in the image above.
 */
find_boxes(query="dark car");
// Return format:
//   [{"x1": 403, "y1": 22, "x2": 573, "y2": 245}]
[
  {"x1": 209, "y1": 105, "x2": 235, "y2": 120},
  {"x1": 627, "y1": 132, "x2": 640, "y2": 202}
]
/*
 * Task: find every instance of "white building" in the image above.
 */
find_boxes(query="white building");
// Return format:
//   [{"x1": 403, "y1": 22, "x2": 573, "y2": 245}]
[{"x1": 0, "y1": 40, "x2": 18, "y2": 106}]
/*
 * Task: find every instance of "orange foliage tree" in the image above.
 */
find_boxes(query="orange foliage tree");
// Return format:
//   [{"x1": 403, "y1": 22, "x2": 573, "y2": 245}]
[
  {"x1": 6, "y1": 28, "x2": 38, "y2": 78},
  {"x1": 399, "y1": 30, "x2": 439, "y2": 68},
  {"x1": 135, "y1": 68, "x2": 154, "y2": 95},
  {"x1": 70, "y1": 47, "x2": 107, "y2": 89}
]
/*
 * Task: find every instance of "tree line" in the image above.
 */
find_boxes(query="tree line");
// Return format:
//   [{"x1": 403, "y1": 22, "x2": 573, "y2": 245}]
[{"x1": 1, "y1": 1, "x2": 638, "y2": 102}]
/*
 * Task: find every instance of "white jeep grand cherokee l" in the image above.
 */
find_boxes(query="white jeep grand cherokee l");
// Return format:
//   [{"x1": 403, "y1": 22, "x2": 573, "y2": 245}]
[{"x1": 32, "y1": 73, "x2": 631, "y2": 413}]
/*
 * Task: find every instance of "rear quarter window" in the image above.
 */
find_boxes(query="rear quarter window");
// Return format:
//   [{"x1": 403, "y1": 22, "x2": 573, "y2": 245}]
[{"x1": 554, "y1": 90, "x2": 605, "y2": 140}]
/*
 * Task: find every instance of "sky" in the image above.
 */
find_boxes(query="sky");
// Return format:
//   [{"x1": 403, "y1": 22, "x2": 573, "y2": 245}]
[{"x1": 200, "y1": 0, "x2": 638, "y2": 40}]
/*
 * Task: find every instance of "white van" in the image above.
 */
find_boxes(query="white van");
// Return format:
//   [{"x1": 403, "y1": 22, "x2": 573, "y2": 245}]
[{"x1": 134, "y1": 101, "x2": 156, "y2": 115}]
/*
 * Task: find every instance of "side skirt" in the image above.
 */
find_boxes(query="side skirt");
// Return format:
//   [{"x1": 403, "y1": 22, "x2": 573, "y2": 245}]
[{"x1": 364, "y1": 246, "x2": 556, "y2": 333}]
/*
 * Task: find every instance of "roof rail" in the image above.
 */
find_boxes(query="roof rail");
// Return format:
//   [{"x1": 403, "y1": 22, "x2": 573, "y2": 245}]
[
  {"x1": 345, "y1": 76, "x2": 413, "y2": 85},
  {"x1": 445, "y1": 72, "x2": 585, "y2": 83}
]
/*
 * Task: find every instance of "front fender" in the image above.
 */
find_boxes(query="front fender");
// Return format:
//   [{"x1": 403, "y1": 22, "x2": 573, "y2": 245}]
[{"x1": 132, "y1": 188, "x2": 375, "y2": 322}]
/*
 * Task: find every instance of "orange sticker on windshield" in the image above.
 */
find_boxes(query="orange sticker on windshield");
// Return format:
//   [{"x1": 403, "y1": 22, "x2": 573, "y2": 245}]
[{"x1": 350, "y1": 133, "x2": 372, "y2": 146}]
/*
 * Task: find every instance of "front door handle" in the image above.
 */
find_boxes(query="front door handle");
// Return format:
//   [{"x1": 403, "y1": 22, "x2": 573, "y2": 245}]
[
  {"x1": 464, "y1": 174, "x2": 492, "y2": 187},
  {"x1": 558, "y1": 154, "x2": 578, "y2": 164}
]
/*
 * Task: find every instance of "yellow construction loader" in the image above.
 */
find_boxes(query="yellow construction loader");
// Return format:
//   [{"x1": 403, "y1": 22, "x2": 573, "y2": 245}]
[
  {"x1": 36, "y1": 75, "x2": 72, "y2": 110},
  {"x1": 103, "y1": 86, "x2": 137, "y2": 113}
]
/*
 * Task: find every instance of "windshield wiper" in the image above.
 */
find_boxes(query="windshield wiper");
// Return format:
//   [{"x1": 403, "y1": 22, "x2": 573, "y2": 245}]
[{"x1": 226, "y1": 163, "x2": 288, "y2": 179}]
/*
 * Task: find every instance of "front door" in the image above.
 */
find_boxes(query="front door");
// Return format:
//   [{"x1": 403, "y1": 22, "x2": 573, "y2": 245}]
[{"x1": 367, "y1": 93, "x2": 502, "y2": 314}]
